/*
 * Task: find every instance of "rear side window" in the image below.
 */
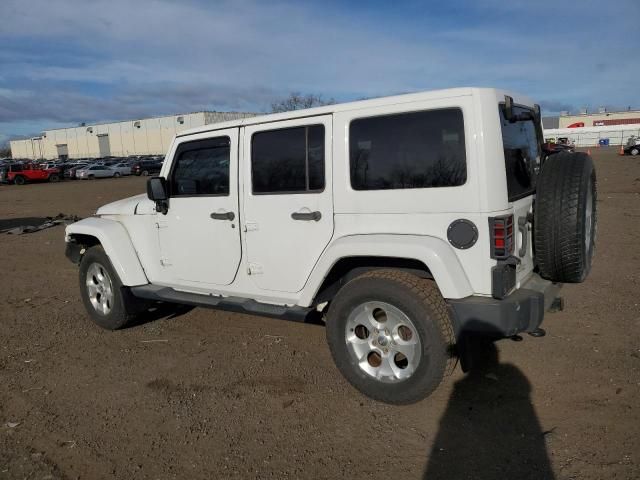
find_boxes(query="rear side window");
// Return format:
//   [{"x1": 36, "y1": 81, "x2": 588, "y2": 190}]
[
  {"x1": 251, "y1": 125, "x2": 324, "y2": 194},
  {"x1": 350, "y1": 108, "x2": 466, "y2": 190},
  {"x1": 170, "y1": 137, "x2": 230, "y2": 196},
  {"x1": 500, "y1": 106, "x2": 541, "y2": 201}
]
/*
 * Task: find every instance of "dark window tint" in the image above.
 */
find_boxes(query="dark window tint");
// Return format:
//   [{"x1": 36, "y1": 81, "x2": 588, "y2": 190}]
[
  {"x1": 500, "y1": 105, "x2": 541, "y2": 201},
  {"x1": 251, "y1": 125, "x2": 324, "y2": 194},
  {"x1": 350, "y1": 109, "x2": 466, "y2": 190},
  {"x1": 170, "y1": 137, "x2": 230, "y2": 196}
]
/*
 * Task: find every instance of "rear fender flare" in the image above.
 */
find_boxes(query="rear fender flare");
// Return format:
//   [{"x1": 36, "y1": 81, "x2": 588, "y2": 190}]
[{"x1": 300, "y1": 234, "x2": 474, "y2": 306}]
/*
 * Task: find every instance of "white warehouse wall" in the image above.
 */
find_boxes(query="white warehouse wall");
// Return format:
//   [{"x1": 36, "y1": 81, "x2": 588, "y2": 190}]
[
  {"x1": 10, "y1": 111, "x2": 255, "y2": 160},
  {"x1": 544, "y1": 125, "x2": 640, "y2": 147}
]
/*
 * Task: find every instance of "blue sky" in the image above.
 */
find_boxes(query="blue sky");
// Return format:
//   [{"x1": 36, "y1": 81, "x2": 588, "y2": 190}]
[{"x1": 1, "y1": 0, "x2": 639, "y2": 146}]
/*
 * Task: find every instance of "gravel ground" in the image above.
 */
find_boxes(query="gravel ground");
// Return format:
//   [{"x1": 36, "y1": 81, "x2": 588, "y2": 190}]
[{"x1": 1, "y1": 148, "x2": 639, "y2": 479}]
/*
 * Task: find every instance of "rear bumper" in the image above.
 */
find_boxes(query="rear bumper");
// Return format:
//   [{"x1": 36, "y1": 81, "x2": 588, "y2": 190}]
[{"x1": 447, "y1": 273, "x2": 562, "y2": 338}]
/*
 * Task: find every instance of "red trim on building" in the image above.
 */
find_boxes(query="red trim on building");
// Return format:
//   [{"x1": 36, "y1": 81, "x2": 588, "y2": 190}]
[{"x1": 593, "y1": 118, "x2": 640, "y2": 126}]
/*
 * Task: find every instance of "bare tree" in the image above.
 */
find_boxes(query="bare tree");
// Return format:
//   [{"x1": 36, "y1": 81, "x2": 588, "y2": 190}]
[
  {"x1": 0, "y1": 146, "x2": 11, "y2": 158},
  {"x1": 271, "y1": 92, "x2": 335, "y2": 113}
]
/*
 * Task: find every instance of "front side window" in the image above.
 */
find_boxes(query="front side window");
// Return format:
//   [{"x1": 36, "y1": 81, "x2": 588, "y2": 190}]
[
  {"x1": 251, "y1": 125, "x2": 324, "y2": 194},
  {"x1": 170, "y1": 137, "x2": 230, "y2": 196},
  {"x1": 350, "y1": 108, "x2": 466, "y2": 190}
]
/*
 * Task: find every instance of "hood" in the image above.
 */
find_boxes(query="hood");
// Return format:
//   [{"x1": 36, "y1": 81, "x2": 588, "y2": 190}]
[{"x1": 96, "y1": 194, "x2": 155, "y2": 216}]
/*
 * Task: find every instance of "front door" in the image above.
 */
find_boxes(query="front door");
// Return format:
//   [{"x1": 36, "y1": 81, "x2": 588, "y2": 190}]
[
  {"x1": 242, "y1": 115, "x2": 334, "y2": 293},
  {"x1": 157, "y1": 128, "x2": 242, "y2": 289}
]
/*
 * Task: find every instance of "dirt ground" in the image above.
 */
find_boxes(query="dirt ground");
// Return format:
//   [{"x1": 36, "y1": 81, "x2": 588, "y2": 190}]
[{"x1": 1, "y1": 148, "x2": 639, "y2": 480}]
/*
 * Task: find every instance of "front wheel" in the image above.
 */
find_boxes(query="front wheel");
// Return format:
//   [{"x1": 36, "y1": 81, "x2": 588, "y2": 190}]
[
  {"x1": 113, "y1": 172, "x2": 121, "y2": 178},
  {"x1": 141, "y1": 170, "x2": 149, "y2": 176},
  {"x1": 325, "y1": 270, "x2": 455, "y2": 405},
  {"x1": 48, "y1": 174, "x2": 60, "y2": 182},
  {"x1": 79, "y1": 246, "x2": 146, "y2": 329},
  {"x1": 631, "y1": 147, "x2": 639, "y2": 156},
  {"x1": 13, "y1": 176, "x2": 26, "y2": 185}
]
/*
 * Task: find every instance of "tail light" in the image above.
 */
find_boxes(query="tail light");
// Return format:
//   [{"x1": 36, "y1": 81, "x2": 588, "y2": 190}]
[{"x1": 489, "y1": 215, "x2": 514, "y2": 259}]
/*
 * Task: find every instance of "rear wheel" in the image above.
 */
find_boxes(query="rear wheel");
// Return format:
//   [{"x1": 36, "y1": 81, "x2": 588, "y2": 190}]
[
  {"x1": 48, "y1": 174, "x2": 60, "y2": 182},
  {"x1": 326, "y1": 270, "x2": 455, "y2": 405},
  {"x1": 534, "y1": 152, "x2": 597, "y2": 283},
  {"x1": 141, "y1": 170, "x2": 149, "y2": 176},
  {"x1": 79, "y1": 245, "x2": 146, "y2": 329},
  {"x1": 13, "y1": 175, "x2": 26, "y2": 185},
  {"x1": 631, "y1": 147, "x2": 639, "y2": 156},
  {"x1": 113, "y1": 172, "x2": 121, "y2": 178}
]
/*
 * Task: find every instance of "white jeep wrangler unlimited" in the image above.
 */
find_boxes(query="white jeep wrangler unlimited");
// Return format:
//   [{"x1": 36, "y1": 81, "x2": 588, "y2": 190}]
[{"x1": 65, "y1": 88, "x2": 596, "y2": 404}]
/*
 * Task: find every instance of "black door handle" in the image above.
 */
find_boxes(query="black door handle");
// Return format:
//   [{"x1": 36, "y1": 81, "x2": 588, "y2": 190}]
[
  {"x1": 291, "y1": 211, "x2": 321, "y2": 221},
  {"x1": 210, "y1": 211, "x2": 235, "y2": 221}
]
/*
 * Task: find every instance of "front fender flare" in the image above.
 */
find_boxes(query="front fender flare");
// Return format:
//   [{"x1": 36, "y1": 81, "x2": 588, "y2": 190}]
[
  {"x1": 300, "y1": 234, "x2": 473, "y2": 306},
  {"x1": 65, "y1": 217, "x2": 148, "y2": 286}
]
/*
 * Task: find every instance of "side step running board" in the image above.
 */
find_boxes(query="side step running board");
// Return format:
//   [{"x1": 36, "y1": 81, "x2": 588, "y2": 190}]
[{"x1": 130, "y1": 284, "x2": 315, "y2": 323}]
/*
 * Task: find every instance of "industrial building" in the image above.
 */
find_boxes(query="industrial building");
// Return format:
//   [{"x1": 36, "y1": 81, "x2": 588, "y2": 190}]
[
  {"x1": 543, "y1": 125, "x2": 640, "y2": 147},
  {"x1": 10, "y1": 111, "x2": 256, "y2": 160},
  {"x1": 557, "y1": 108, "x2": 640, "y2": 129},
  {"x1": 542, "y1": 107, "x2": 640, "y2": 147}
]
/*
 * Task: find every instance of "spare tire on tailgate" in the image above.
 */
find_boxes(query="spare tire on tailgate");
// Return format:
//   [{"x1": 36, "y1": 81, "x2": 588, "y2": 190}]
[{"x1": 534, "y1": 151, "x2": 597, "y2": 283}]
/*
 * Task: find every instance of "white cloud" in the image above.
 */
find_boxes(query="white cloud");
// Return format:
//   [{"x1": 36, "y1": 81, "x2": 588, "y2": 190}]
[{"x1": 0, "y1": 0, "x2": 638, "y2": 128}]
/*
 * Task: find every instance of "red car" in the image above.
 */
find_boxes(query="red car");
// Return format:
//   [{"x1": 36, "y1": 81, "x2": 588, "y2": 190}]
[{"x1": 5, "y1": 163, "x2": 62, "y2": 185}]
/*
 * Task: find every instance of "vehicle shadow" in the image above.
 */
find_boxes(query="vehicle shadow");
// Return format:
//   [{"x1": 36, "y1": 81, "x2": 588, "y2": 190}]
[
  {"x1": 123, "y1": 302, "x2": 196, "y2": 329},
  {"x1": 0, "y1": 217, "x2": 49, "y2": 232},
  {"x1": 423, "y1": 331, "x2": 555, "y2": 480}
]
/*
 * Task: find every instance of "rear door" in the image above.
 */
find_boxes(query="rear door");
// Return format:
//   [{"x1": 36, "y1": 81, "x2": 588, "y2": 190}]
[{"x1": 242, "y1": 116, "x2": 334, "y2": 293}]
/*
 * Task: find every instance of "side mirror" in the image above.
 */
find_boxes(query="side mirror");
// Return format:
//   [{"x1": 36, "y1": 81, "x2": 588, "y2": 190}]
[
  {"x1": 147, "y1": 176, "x2": 167, "y2": 201},
  {"x1": 504, "y1": 95, "x2": 514, "y2": 122},
  {"x1": 147, "y1": 177, "x2": 168, "y2": 214}
]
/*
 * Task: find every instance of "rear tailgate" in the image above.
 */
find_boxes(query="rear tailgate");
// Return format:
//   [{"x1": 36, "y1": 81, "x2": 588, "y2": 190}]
[{"x1": 499, "y1": 103, "x2": 543, "y2": 285}]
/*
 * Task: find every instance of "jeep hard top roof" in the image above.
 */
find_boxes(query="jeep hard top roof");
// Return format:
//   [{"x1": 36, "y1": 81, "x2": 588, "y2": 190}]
[{"x1": 177, "y1": 87, "x2": 535, "y2": 139}]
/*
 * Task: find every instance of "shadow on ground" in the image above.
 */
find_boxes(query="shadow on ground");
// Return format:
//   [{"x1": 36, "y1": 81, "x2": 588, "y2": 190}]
[
  {"x1": 423, "y1": 335, "x2": 555, "y2": 480},
  {"x1": 0, "y1": 217, "x2": 49, "y2": 231},
  {"x1": 123, "y1": 302, "x2": 196, "y2": 329}
]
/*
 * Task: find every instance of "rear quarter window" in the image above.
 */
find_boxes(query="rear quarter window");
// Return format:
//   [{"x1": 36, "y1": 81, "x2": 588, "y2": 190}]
[{"x1": 349, "y1": 108, "x2": 466, "y2": 190}]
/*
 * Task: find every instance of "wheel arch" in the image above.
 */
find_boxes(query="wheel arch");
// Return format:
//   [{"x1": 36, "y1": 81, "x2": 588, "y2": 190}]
[
  {"x1": 300, "y1": 234, "x2": 474, "y2": 307},
  {"x1": 65, "y1": 217, "x2": 148, "y2": 286}
]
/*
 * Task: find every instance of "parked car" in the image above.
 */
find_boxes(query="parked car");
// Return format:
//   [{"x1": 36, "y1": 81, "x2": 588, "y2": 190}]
[
  {"x1": 64, "y1": 164, "x2": 89, "y2": 179},
  {"x1": 542, "y1": 141, "x2": 574, "y2": 155},
  {"x1": 111, "y1": 162, "x2": 132, "y2": 176},
  {"x1": 4, "y1": 163, "x2": 61, "y2": 184},
  {"x1": 542, "y1": 137, "x2": 575, "y2": 156},
  {"x1": 623, "y1": 136, "x2": 640, "y2": 156},
  {"x1": 624, "y1": 145, "x2": 640, "y2": 156},
  {"x1": 131, "y1": 160, "x2": 163, "y2": 176},
  {"x1": 0, "y1": 164, "x2": 9, "y2": 183},
  {"x1": 65, "y1": 88, "x2": 596, "y2": 405},
  {"x1": 76, "y1": 165, "x2": 118, "y2": 179}
]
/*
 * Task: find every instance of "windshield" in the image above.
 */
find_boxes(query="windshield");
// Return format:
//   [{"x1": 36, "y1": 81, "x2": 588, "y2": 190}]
[{"x1": 500, "y1": 104, "x2": 542, "y2": 201}]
